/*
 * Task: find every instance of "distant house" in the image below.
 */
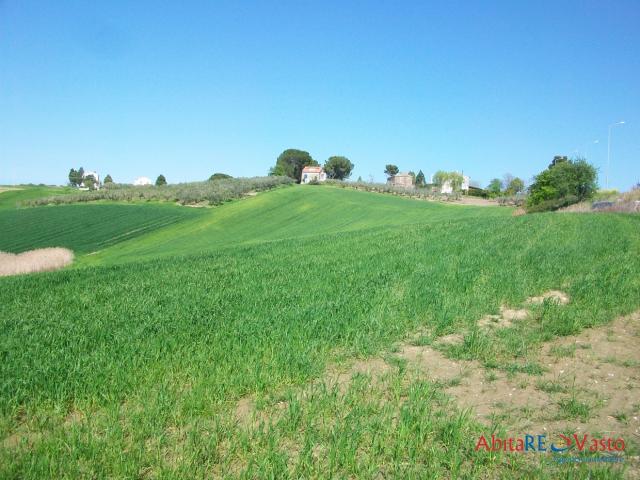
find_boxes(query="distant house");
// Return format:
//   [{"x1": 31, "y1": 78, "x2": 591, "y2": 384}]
[
  {"x1": 301, "y1": 166, "x2": 327, "y2": 184},
  {"x1": 440, "y1": 175, "x2": 470, "y2": 194},
  {"x1": 387, "y1": 172, "x2": 414, "y2": 188},
  {"x1": 133, "y1": 176, "x2": 153, "y2": 186},
  {"x1": 79, "y1": 170, "x2": 100, "y2": 190}
]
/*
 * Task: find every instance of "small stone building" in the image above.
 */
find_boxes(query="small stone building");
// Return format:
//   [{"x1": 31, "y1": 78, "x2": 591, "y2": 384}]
[{"x1": 387, "y1": 172, "x2": 414, "y2": 188}]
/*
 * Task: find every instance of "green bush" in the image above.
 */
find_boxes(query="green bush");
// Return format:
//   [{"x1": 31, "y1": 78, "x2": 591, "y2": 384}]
[
  {"x1": 526, "y1": 195, "x2": 579, "y2": 213},
  {"x1": 527, "y1": 158, "x2": 597, "y2": 212}
]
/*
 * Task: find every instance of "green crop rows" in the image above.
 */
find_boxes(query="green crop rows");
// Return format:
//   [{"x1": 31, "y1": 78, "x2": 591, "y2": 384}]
[
  {"x1": 0, "y1": 203, "x2": 206, "y2": 254},
  {"x1": 0, "y1": 185, "x2": 638, "y2": 478}
]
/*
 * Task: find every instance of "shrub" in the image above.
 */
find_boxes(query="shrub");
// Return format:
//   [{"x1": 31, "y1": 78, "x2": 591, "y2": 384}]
[{"x1": 527, "y1": 158, "x2": 597, "y2": 212}]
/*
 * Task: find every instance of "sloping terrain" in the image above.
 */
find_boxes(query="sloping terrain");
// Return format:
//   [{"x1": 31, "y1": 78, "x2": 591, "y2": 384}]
[
  {"x1": 79, "y1": 186, "x2": 510, "y2": 265},
  {"x1": 0, "y1": 185, "x2": 639, "y2": 478}
]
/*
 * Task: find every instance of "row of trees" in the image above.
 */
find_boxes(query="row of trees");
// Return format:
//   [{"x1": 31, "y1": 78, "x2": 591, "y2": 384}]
[
  {"x1": 68, "y1": 167, "x2": 105, "y2": 190},
  {"x1": 486, "y1": 174, "x2": 525, "y2": 198},
  {"x1": 270, "y1": 149, "x2": 354, "y2": 182},
  {"x1": 383, "y1": 165, "x2": 466, "y2": 191}
]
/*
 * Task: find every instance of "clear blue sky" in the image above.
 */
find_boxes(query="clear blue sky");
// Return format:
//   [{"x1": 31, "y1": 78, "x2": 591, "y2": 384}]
[{"x1": 1, "y1": 0, "x2": 638, "y2": 189}]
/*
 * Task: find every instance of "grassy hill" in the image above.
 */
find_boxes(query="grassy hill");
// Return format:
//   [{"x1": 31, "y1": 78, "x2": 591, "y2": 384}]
[
  {"x1": 1, "y1": 185, "x2": 639, "y2": 478},
  {"x1": 79, "y1": 186, "x2": 511, "y2": 265}
]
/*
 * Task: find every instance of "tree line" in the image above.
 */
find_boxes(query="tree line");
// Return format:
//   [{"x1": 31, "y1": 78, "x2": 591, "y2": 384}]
[{"x1": 269, "y1": 149, "x2": 354, "y2": 182}]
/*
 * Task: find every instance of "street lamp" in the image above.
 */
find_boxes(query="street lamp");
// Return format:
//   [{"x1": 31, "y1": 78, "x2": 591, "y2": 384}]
[{"x1": 607, "y1": 121, "x2": 625, "y2": 189}]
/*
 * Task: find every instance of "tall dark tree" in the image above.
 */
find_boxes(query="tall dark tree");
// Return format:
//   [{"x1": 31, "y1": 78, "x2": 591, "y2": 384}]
[
  {"x1": 415, "y1": 170, "x2": 426, "y2": 187},
  {"x1": 68, "y1": 168, "x2": 81, "y2": 187},
  {"x1": 384, "y1": 164, "x2": 399, "y2": 177},
  {"x1": 103, "y1": 174, "x2": 114, "y2": 184},
  {"x1": 324, "y1": 156, "x2": 354, "y2": 180},
  {"x1": 156, "y1": 174, "x2": 167, "y2": 186},
  {"x1": 270, "y1": 149, "x2": 318, "y2": 182}
]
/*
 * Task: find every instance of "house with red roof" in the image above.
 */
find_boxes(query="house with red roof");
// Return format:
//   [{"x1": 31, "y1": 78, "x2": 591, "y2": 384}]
[{"x1": 301, "y1": 166, "x2": 327, "y2": 184}]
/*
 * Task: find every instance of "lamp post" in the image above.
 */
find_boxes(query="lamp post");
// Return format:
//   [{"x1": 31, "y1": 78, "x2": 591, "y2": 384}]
[{"x1": 607, "y1": 121, "x2": 625, "y2": 189}]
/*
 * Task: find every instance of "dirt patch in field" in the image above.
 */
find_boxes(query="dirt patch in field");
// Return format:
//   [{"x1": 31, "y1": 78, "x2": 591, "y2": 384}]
[
  {"x1": 0, "y1": 187, "x2": 22, "y2": 194},
  {"x1": 229, "y1": 303, "x2": 638, "y2": 475},
  {"x1": 478, "y1": 291, "x2": 569, "y2": 330},
  {"x1": 398, "y1": 311, "x2": 640, "y2": 455},
  {"x1": 527, "y1": 290, "x2": 570, "y2": 305},
  {"x1": 0, "y1": 248, "x2": 74, "y2": 276}
]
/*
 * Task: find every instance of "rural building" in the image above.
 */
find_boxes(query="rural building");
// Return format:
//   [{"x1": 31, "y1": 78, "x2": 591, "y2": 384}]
[
  {"x1": 387, "y1": 172, "x2": 414, "y2": 188},
  {"x1": 440, "y1": 175, "x2": 470, "y2": 194},
  {"x1": 79, "y1": 170, "x2": 100, "y2": 190},
  {"x1": 301, "y1": 166, "x2": 327, "y2": 184},
  {"x1": 133, "y1": 176, "x2": 153, "y2": 186}
]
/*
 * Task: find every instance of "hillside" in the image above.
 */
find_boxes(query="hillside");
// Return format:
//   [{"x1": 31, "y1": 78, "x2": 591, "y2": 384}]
[
  {"x1": 79, "y1": 186, "x2": 511, "y2": 265},
  {"x1": 1, "y1": 185, "x2": 639, "y2": 478}
]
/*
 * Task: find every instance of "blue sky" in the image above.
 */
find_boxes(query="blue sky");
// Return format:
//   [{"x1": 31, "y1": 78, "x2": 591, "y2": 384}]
[{"x1": 1, "y1": 1, "x2": 638, "y2": 189}]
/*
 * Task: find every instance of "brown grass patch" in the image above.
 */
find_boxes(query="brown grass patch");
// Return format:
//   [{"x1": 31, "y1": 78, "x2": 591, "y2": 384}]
[
  {"x1": 527, "y1": 290, "x2": 570, "y2": 305},
  {"x1": 0, "y1": 248, "x2": 74, "y2": 276}
]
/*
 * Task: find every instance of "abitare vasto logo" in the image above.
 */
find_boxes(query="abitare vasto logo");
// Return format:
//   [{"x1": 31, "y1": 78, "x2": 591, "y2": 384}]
[{"x1": 475, "y1": 434, "x2": 626, "y2": 463}]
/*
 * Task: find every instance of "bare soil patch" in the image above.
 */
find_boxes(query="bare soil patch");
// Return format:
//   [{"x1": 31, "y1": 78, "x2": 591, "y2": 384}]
[
  {"x1": 233, "y1": 307, "x2": 639, "y2": 467},
  {"x1": 0, "y1": 248, "x2": 74, "y2": 276},
  {"x1": 478, "y1": 290, "x2": 570, "y2": 330}
]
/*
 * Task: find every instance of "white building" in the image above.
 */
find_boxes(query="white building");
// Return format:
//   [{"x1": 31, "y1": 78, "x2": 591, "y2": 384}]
[
  {"x1": 133, "y1": 176, "x2": 153, "y2": 186},
  {"x1": 440, "y1": 175, "x2": 470, "y2": 194},
  {"x1": 301, "y1": 166, "x2": 327, "y2": 184},
  {"x1": 79, "y1": 170, "x2": 100, "y2": 190}
]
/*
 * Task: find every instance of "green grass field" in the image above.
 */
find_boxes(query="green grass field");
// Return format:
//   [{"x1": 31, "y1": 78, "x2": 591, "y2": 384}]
[{"x1": 1, "y1": 185, "x2": 638, "y2": 478}]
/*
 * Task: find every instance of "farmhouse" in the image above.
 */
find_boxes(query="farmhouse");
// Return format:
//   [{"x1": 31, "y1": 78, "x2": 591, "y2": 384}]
[
  {"x1": 301, "y1": 166, "x2": 327, "y2": 184},
  {"x1": 387, "y1": 172, "x2": 414, "y2": 188},
  {"x1": 440, "y1": 175, "x2": 470, "y2": 194},
  {"x1": 79, "y1": 170, "x2": 100, "y2": 190},
  {"x1": 133, "y1": 176, "x2": 153, "y2": 186}
]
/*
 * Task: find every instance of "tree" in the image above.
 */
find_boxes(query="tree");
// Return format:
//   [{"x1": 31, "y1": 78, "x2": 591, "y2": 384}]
[
  {"x1": 505, "y1": 177, "x2": 525, "y2": 195},
  {"x1": 487, "y1": 178, "x2": 502, "y2": 197},
  {"x1": 68, "y1": 168, "x2": 81, "y2": 187},
  {"x1": 448, "y1": 172, "x2": 464, "y2": 191},
  {"x1": 528, "y1": 157, "x2": 597, "y2": 211},
  {"x1": 68, "y1": 167, "x2": 86, "y2": 187},
  {"x1": 432, "y1": 170, "x2": 448, "y2": 187},
  {"x1": 415, "y1": 170, "x2": 426, "y2": 187},
  {"x1": 103, "y1": 174, "x2": 113, "y2": 184},
  {"x1": 503, "y1": 173, "x2": 514, "y2": 190},
  {"x1": 549, "y1": 156, "x2": 568, "y2": 169},
  {"x1": 357, "y1": 176, "x2": 363, "y2": 182},
  {"x1": 209, "y1": 173, "x2": 233, "y2": 181},
  {"x1": 324, "y1": 156, "x2": 354, "y2": 180},
  {"x1": 83, "y1": 174, "x2": 96, "y2": 190},
  {"x1": 270, "y1": 149, "x2": 318, "y2": 182},
  {"x1": 156, "y1": 174, "x2": 167, "y2": 186},
  {"x1": 384, "y1": 164, "x2": 399, "y2": 177}
]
